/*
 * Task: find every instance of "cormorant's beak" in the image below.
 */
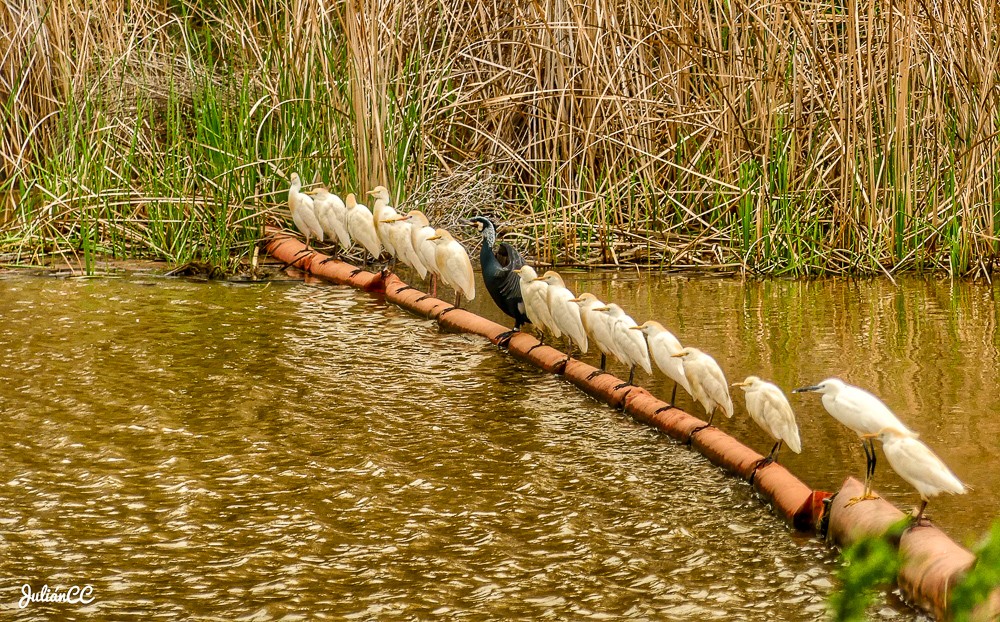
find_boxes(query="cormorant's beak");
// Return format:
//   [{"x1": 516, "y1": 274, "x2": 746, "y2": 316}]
[
  {"x1": 792, "y1": 385, "x2": 820, "y2": 393},
  {"x1": 459, "y1": 218, "x2": 475, "y2": 226}
]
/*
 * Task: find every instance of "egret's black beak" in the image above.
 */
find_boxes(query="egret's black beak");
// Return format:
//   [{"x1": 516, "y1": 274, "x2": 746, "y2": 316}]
[{"x1": 792, "y1": 385, "x2": 821, "y2": 393}]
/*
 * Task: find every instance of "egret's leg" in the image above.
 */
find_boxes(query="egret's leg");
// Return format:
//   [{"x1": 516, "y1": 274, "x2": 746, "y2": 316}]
[
  {"x1": 688, "y1": 408, "x2": 717, "y2": 441},
  {"x1": 600, "y1": 353, "x2": 606, "y2": 371},
  {"x1": 615, "y1": 365, "x2": 637, "y2": 391},
  {"x1": 847, "y1": 439, "x2": 880, "y2": 505},
  {"x1": 454, "y1": 291, "x2": 461, "y2": 308},
  {"x1": 431, "y1": 274, "x2": 437, "y2": 298},
  {"x1": 753, "y1": 440, "x2": 782, "y2": 471},
  {"x1": 913, "y1": 499, "x2": 929, "y2": 524},
  {"x1": 670, "y1": 382, "x2": 678, "y2": 405}
]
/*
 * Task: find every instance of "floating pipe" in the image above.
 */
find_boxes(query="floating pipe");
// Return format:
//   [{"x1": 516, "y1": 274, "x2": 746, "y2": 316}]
[
  {"x1": 826, "y1": 478, "x2": 999, "y2": 620},
  {"x1": 263, "y1": 228, "x2": 999, "y2": 620}
]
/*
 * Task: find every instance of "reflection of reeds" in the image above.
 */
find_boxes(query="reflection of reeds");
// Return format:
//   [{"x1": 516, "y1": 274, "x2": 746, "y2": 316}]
[{"x1": 3, "y1": 0, "x2": 1000, "y2": 275}]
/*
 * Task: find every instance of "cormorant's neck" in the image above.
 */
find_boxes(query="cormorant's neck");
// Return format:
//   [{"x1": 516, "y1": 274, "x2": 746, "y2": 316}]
[{"x1": 481, "y1": 224, "x2": 496, "y2": 248}]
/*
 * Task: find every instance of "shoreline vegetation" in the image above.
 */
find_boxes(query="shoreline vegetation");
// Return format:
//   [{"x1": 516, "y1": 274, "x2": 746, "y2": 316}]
[{"x1": 3, "y1": 0, "x2": 1000, "y2": 277}]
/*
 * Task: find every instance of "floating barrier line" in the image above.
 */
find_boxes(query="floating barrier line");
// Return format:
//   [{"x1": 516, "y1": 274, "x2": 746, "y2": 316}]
[{"x1": 263, "y1": 227, "x2": 999, "y2": 621}]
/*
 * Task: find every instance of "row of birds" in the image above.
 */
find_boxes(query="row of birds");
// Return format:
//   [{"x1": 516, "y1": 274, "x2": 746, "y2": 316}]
[{"x1": 284, "y1": 174, "x2": 967, "y2": 525}]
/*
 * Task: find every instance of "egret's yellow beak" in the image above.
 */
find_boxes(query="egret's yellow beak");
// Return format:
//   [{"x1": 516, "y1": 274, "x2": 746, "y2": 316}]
[
  {"x1": 861, "y1": 433, "x2": 878, "y2": 440},
  {"x1": 568, "y1": 297, "x2": 582, "y2": 303},
  {"x1": 628, "y1": 325, "x2": 643, "y2": 330},
  {"x1": 731, "y1": 381, "x2": 748, "y2": 388},
  {"x1": 671, "y1": 352, "x2": 686, "y2": 358},
  {"x1": 592, "y1": 306, "x2": 610, "y2": 312},
  {"x1": 428, "y1": 234, "x2": 441, "y2": 241}
]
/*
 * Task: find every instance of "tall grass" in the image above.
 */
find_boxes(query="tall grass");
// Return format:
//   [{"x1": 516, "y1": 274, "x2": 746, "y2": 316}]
[{"x1": 3, "y1": 0, "x2": 1000, "y2": 276}]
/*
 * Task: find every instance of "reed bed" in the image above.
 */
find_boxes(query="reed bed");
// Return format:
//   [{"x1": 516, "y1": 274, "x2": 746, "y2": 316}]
[{"x1": 3, "y1": 0, "x2": 1000, "y2": 276}]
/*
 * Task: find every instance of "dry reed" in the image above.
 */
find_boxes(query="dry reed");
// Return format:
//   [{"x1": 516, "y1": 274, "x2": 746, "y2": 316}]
[{"x1": 3, "y1": 0, "x2": 1000, "y2": 276}]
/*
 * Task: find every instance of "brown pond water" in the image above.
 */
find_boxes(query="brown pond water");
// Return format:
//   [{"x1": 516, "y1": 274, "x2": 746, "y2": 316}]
[{"x1": 0, "y1": 269, "x2": 989, "y2": 620}]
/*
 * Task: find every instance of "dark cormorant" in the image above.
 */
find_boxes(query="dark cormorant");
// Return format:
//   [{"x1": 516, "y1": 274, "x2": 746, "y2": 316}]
[{"x1": 466, "y1": 216, "x2": 529, "y2": 335}]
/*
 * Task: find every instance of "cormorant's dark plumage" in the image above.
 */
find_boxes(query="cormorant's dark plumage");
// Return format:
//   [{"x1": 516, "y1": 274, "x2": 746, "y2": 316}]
[{"x1": 467, "y1": 216, "x2": 529, "y2": 329}]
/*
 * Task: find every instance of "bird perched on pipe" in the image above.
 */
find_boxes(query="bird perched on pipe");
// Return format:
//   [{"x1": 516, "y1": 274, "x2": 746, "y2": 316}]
[
  {"x1": 536, "y1": 270, "x2": 588, "y2": 358},
  {"x1": 793, "y1": 378, "x2": 913, "y2": 505},
  {"x1": 672, "y1": 347, "x2": 733, "y2": 428},
  {"x1": 572, "y1": 293, "x2": 617, "y2": 371},
  {"x1": 287, "y1": 173, "x2": 324, "y2": 250},
  {"x1": 428, "y1": 228, "x2": 475, "y2": 308},
  {"x1": 732, "y1": 376, "x2": 802, "y2": 468},
  {"x1": 594, "y1": 303, "x2": 650, "y2": 387},
  {"x1": 402, "y1": 210, "x2": 440, "y2": 295},
  {"x1": 368, "y1": 186, "x2": 399, "y2": 266},
  {"x1": 344, "y1": 193, "x2": 381, "y2": 265},
  {"x1": 631, "y1": 320, "x2": 691, "y2": 404},
  {"x1": 305, "y1": 187, "x2": 351, "y2": 256},
  {"x1": 862, "y1": 427, "x2": 966, "y2": 524},
  {"x1": 514, "y1": 265, "x2": 554, "y2": 343},
  {"x1": 465, "y1": 216, "x2": 528, "y2": 337}
]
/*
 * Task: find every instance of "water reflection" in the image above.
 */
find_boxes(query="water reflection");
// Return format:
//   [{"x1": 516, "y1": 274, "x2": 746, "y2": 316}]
[
  {"x1": 0, "y1": 272, "x2": 971, "y2": 620},
  {"x1": 0, "y1": 276, "x2": 847, "y2": 620}
]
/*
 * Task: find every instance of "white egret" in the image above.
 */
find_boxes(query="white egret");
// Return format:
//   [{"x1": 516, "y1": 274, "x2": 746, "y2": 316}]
[
  {"x1": 793, "y1": 378, "x2": 913, "y2": 504},
  {"x1": 344, "y1": 193, "x2": 381, "y2": 264},
  {"x1": 862, "y1": 427, "x2": 966, "y2": 523},
  {"x1": 514, "y1": 266, "x2": 555, "y2": 341},
  {"x1": 403, "y1": 210, "x2": 440, "y2": 293},
  {"x1": 368, "y1": 186, "x2": 398, "y2": 262},
  {"x1": 428, "y1": 228, "x2": 475, "y2": 307},
  {"x1": 732, "y1": 376, "x2": 802, "y2": 466},
  {"x1": 672, "y1": 347, "x2": 733, "y2": 427},
  {"x1": 594, "y1": 303, "x2": 650, "y2": 386},
  {"x1": 287, "y1": 173, "x2": 324, "y2": 248},
  {"x1": 570, "y1": 293, "x2": 617, "y2": 370},
  {"x1": 536, "y1": 271, "x2": 588, "y2": 357},
  {"x1": 385, "y1": 213, "x2": 427, "y2": 278},
  {"x1": 631, "y1": 320, "x2": 692, "y2": 404},
  {"x1": 306, "y1": 187, "x2": 352, "y2": 252}
]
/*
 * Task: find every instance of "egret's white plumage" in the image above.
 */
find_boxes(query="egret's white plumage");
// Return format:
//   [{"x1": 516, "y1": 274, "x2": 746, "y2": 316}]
[
  {"x1": 572, "y1": 293, "x2": 617, "y2": 367},
  {"x1": 536, "y1": 271, "x2": 588, "y2": 355},
  {"x1": 673, "y1": 346, "x2": 733, "y2": 426},
  {"x1": 345, "y1": 193, "x2": 381, "y2": 261},
  {"x1": 369, "y1": 187, "x2": 398, "y2": 260},
  {"x1": 866, "y1": 427, "x2": 966, "y2": 522},
  {"x1": 288, "y1": 173, "x2": 324, "y2": 245},
  {"x1": 733, "y1": 376, "x2": 802, "y2": 462},
  {"x1": 515, "y1": 266, "x2": 555, "y2": 337},
  {"x1": 385, "y1": 213, "x2": 427, "y2": 278},
  {"x1": 308, "y1": 187, "x2": 351, "y2": 248},
  {"x1": 429, "y1": 228, "x2": 475, "y2": 307},
  {"x1": 632, "y1": 320, "x2": 692, "y2": 401},
  {"x1": 597, "y1": 303, "x2": 650, "y2": 384},
  {"x1": 404, "y1": 210, "x2": 439, "y2": 283},
  {"x1": 793, "y1": 377, "x2": 913, "y2": 502}
]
